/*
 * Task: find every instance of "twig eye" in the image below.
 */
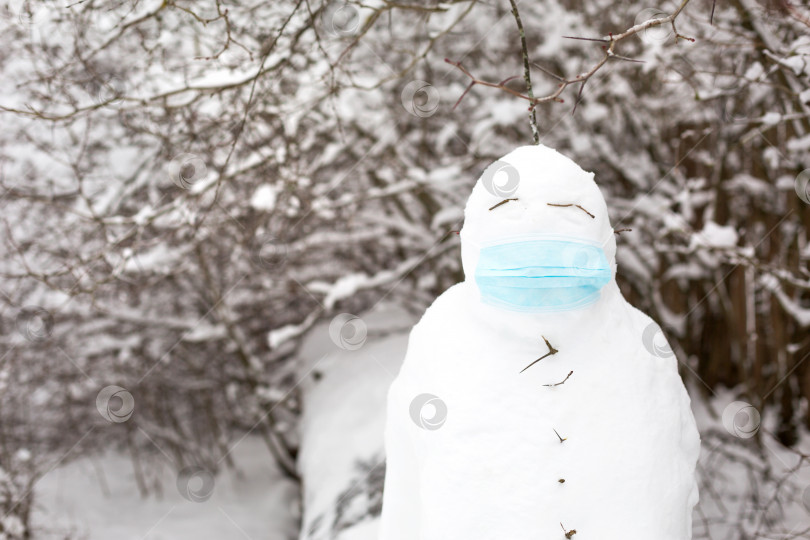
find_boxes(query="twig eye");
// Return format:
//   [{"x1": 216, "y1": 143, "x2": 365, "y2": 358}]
[
  {"x1": 547, "y1": 202, "x2": 595, "y2": 219},
  {"x1": 488, "y1": 198, "x2": 518, "y2": 211}
]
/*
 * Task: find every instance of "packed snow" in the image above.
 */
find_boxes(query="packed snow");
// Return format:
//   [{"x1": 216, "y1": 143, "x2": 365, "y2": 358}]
[{"x1": 379, "y1": 145, "x2": 701, "y2": 539}]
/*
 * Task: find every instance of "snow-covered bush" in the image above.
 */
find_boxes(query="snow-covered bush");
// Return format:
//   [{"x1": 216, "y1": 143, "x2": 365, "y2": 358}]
[{"x1": 0, "y1": 457, "x2": 34, "y2": 539}]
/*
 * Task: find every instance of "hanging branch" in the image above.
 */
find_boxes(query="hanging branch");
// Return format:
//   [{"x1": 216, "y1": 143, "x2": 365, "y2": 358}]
[
  {"x1": 508, "y1": 0, "x2": 539, "y2": 144},
  {"x1": 446, "y1": 0, "x2": 693, "y2": 112}
]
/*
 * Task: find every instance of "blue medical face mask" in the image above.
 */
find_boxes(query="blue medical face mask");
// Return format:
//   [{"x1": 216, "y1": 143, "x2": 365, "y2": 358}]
[{"x1": 474, "y1": 236, "x2": 612, "y2": 312}]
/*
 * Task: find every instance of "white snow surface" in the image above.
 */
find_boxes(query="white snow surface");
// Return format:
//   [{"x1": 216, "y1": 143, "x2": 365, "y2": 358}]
[
  {"x1": 379, "y1": 145, "x2": 701, "y2": 540},
  {"x1": 32, "y1": 436, "x2": 299, "y2": 540}
]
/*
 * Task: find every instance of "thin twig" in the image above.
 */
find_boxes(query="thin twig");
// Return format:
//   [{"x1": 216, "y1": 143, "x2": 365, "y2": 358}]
[
  {"x1": 562, "y1": 35, "x2": 609, "y2": 43},
  {"x1": 544, "y1": 370, "x2": 573, "y2": 387},
  {"x1": 445, "y1": 58, "x2": 564, "y2": 104},
  {"x1": 554, "y1": 428, "x2": 567, "y2": 443},
  {"x1": 488, "y1": 198, "x2": 518, "y2": 211},
  {"x1": 547, "y1": 203, "x2": 595, "y2": 219},
  {"x1": 508, "y1": 0, "x2": 539, "y2": 143},
  {"x1": 452, "y1": 81, "x2": 476, "y2": 110},
  {"x1": 532, "y1": 62, "x2": 565, "y2": 82},
  {"x1": 520, "y1": 336, "x2": 559, "y2": 373},
  {"x1": 573, "y1": 82, "x2": 586, "y2": 115},
  {"x1": 610, "y1": 52, "x2": 646, "y2": 64},
  {"x1": 614, "y1": 228, "x2": 633, "y2": 235}
]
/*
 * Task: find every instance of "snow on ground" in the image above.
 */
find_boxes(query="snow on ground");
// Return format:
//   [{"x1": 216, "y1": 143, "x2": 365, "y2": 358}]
[
  {"x1": 30, "y1": 303, "x2": 810, "y2": 540},
  {"x1": 295, "y1": 304, "x2": 416, "y2": 540},
  {"x1": 32, "y1": 436, "x2": 299, "y2": 540}
]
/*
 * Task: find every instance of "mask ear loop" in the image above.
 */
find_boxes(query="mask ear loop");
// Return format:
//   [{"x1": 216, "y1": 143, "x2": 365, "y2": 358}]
[
  {"x1": 459, "y1": 229, "x2": 481, "y2": 276},
  {"x1": 597, "y1": 226, "x2": 618, "y2": 279},
  {"x1": 599, "y1": 224, "x2": 647, "y2": 335},
  {"x1": 599, "y1": 227, "x2": 616, "y2": 249}
]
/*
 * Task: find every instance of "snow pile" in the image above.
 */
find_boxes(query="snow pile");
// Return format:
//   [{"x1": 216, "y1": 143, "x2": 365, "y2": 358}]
[{"x1": 295, "y1": 305, "x2": 416, "y2": 540}]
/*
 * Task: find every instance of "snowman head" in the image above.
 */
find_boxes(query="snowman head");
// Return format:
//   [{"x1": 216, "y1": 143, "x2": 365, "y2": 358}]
[{"x1": 460, "y1": 145, "x2": 617, "y2": 312}]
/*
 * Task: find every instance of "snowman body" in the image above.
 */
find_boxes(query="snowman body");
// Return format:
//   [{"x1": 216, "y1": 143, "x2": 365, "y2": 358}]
[{"x1": 379, "y1": 145, "x2": 700, "y2": 540}]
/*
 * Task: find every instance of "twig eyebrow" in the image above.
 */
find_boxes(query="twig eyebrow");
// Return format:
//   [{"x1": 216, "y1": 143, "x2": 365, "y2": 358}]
[
  {"x1": 547, "y1": 202, "x2": 595, "y2": 219},
  {"x1": 488, "y1": 198, "x2": 518, "y2": 211}
]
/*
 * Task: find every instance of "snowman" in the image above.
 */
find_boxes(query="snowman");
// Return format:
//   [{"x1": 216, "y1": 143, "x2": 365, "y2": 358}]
[{"x1": 378, "y1": 145, "x2": 700, "y2": 540}]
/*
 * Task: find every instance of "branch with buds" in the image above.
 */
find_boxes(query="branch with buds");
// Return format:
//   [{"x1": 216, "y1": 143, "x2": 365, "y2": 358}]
[{"x1": 446, "y1": 0, "x2": 693, "y2": 114}]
